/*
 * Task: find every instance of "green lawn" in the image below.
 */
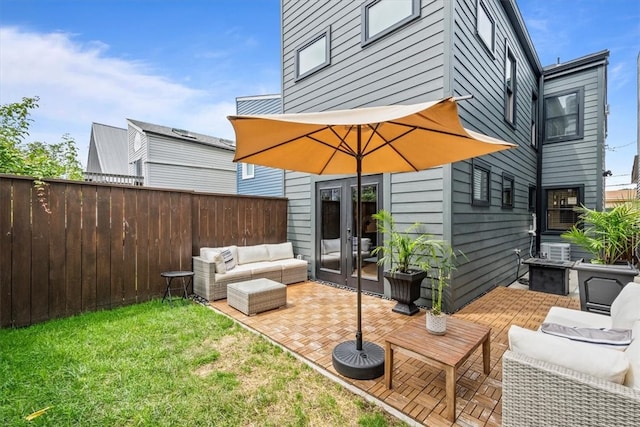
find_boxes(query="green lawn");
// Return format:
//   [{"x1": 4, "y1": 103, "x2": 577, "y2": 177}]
[{"x1": 0, "y1": 299, "x2": 406, "y2": 426}]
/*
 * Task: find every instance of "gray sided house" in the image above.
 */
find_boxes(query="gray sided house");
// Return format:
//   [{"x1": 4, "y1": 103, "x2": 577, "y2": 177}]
[
  {"x1": 280, "y1": 0, "x2": 609, "y2": 311},
  {"x1": 236, "y1": 94, "x2": 284, "y2": 197},
  {"x1": 126, "y1": 119, "x2": 237, "y2": 194}
]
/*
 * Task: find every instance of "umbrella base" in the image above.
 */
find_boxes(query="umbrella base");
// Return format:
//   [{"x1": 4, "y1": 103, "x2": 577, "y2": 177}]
[{"x1": 332, "y1": 340, "x2": 385, "y2": 380}]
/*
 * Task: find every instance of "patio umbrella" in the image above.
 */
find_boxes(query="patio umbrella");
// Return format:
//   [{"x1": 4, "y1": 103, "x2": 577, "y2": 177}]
[{"x1": 227, "y1": 96, "x2": 516, "y2": 380}]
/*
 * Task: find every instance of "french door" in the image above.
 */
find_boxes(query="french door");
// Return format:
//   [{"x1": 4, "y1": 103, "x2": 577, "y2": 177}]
[{"x1": 315, "y1": 175, "x2": 383, "y2": 294}]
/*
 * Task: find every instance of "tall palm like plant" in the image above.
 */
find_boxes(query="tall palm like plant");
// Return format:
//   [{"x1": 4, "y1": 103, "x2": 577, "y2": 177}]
[
  {"x1": 561, "y1": 202, "x2": 640, "y2": 265},
  {"x1": 371, "y1": 209, "x2": 443, "y2": 274}
]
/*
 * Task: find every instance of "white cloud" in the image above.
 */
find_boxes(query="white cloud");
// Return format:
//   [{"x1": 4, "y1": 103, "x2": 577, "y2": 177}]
[{"x1": 0, "y1": 26, "x2": 239, "y2": 166}]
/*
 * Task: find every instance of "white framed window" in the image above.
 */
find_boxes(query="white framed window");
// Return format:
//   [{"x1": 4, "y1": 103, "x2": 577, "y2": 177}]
[
  {"x1": 242, "y1": 163, "x2": 255, "y2": 179},
  {"x1": 505, "y1": 45, "x2": 517, "y2": 125},
  {"x1": 472, "y1": 159, "x2": 491, "y2": 206},
  {"x1": 361, "y1": 0, "x2": 420, "y2": 45},
  {"x1": 544, "y1": 89, "x2": 584, "y2": 143},
  {"x1": 296, "y1": 28, "x2": 330, "y2": 80},
  {"x1": 477, "y1": 0, "x2": 495, "y2": 54}
]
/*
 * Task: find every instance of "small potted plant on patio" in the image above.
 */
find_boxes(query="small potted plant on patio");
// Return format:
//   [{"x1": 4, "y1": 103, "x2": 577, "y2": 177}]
[
  {"x1": 371, "y1": 209, "x2": 443, "y2": 316},
  {"x1": 561, "y1": 201, "x2": 640, "y2": 313},
  {"x1": 426, "y1": 243, "x2": 465, "y2": 335}
]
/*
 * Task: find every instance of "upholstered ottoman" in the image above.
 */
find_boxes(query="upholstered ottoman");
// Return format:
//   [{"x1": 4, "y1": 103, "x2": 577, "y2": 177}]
[{"x1": 227, "y1": 278, "x2": 287, "y2": 316}]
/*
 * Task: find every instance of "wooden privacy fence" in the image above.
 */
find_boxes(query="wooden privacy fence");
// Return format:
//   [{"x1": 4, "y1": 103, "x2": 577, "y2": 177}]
[{"x1": 0, "y1": 174, "x2": 288, "y2": 328}]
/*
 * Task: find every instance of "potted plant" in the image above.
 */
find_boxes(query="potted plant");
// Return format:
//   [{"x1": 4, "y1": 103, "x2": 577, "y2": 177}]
[
  {"x1": 426, "y1": 242, "x2": 465, "y2": 335},
  {"x1": 371, "y1": 209, "x2": 444, "y2": 316},
  {"x1": 561, "y1": 202, "x2": 640, "y2": 313}
]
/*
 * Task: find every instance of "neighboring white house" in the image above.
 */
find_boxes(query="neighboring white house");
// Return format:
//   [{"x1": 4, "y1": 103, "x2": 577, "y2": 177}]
[{"x1": 85, "y1": 119, "x2": 237, "y2": 194}]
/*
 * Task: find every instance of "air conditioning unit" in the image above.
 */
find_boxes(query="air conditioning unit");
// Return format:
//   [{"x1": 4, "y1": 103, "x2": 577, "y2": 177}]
[{"x1": 540, "y1": 242, "x2": 571, "y2": 262}]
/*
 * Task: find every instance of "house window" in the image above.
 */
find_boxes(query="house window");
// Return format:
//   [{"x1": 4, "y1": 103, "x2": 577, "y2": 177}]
[
  {"x1": 242, "y1": 163, "x2": 255, "y2": 179},
  {"x1": 476, "y1": 0, "x2": 495, "y2": 54},
  {"x1": 544, "y1": 89, "x2": 583, "y2": 143},
  {"x1": 545, "y1": 187, "x2": 582, "y2": 232},
  {"x1": 528, "y1": 185, "x2": 536, "y2": 212},
  {"x1": 134, "y1": 158, "x2": 142, "y2": 177},
  {"x1": 505, "y1": 46, "x2": 517, "y2": 125},
  {"x1": 472, "y1": 159, "x2": 491, "y2": 206},
  {"x1": 296, "y1": 28, "x2": 330, "y2": 79},
  {"x1": 531, "y1": 92, "x2": 538, "y2": 148},
  {"x1": 502, "y1": 173, "x2": 514, "y2": 209},
  {"x1": 361, "y1": 0, "x2": 420, "y2": 45}
]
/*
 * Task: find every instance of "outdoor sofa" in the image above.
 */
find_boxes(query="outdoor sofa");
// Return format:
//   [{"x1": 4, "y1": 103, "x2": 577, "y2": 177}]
[
  {"x1": 192, "y1": 242, "x2": 308, "y2": 301},
  {"x1": 503, "y1": 282, "x2": 640, "y2": 426}
]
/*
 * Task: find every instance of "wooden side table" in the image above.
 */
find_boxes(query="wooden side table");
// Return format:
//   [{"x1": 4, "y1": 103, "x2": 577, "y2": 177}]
[
  {"x1": 384, "y1": 316, "x2": 491, "y2": 422},
  {"x1": 161, "y1": 271, "x2": 194, "y2": 304}
]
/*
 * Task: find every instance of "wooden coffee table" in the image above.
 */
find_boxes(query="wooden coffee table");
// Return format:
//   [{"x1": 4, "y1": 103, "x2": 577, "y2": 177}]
[{"x1": 384, "y1": 316, "x2": 491, "y2": 422}]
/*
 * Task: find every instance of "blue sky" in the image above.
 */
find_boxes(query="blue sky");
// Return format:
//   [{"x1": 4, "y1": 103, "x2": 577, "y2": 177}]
[{"x1": 0, "y1": 0, "x2": 638, "y2": 189}]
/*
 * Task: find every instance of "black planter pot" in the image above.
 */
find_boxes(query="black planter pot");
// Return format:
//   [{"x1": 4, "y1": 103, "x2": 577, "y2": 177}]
[
  {"x1": 573, "y1": 260, "x2": 639, "y2": 314},
  {"x1": 384, "y1": 270, "x2": 427, "y2": 316}
]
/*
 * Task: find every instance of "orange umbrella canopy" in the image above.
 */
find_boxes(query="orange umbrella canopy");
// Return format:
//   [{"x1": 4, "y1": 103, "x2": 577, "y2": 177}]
[{"x1": 228, "y1": 97, "x2": 516, "y2": 174}]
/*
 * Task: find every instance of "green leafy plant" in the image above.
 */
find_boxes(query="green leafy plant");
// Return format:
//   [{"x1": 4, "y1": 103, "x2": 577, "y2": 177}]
[
  {"x1": 371, "y1": 209, "x2": 443, "y2": 274},
  {"x1": 561, "y1": 202, "x2": 640, "y2": 265}
]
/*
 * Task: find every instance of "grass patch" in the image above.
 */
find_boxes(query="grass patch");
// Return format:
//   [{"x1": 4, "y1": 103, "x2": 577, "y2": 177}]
[{"x1": 0, "y1": 299, "x2": 406, "y2": 426}]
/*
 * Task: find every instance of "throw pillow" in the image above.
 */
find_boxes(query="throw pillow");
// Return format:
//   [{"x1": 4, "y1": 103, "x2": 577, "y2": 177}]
[
  {"x1": 221, "y1": 248, "x2": 236, "y2": 271},
  {"x1": 211, "y1": 251, "x2": 226, "y2": 274},
  {"x1": 508, "y1": 325, "x2": 629, "y2": 384}
]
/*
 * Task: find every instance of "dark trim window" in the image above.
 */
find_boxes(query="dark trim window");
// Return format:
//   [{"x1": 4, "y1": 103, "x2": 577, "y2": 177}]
[
  {"x1": 544, "y1": 186, "x2": 583, "y2": 232},
  {"x1": 476, "y1": 0, "x2": 495, "y2": 54},
  {"x1": 504, "y1": 45, "x2": 517, "y2": 126},
  {"x1": 472, "y1": 159, "x2": 491, "y2": 206},
  {"x1": 361, "y1": 0, "x2": 420, "y2": 46},
  {"x1": 502, "y1": 173, "x2": 514, "y2": 209},
  {"x1": 528, "y1": 185, "x2": 536, "y2": 212},
  {"x1": 544, "y1": 88, "x2": 584, "y2": 143},
  {"x1": 531, "y1": 92, "x2": 538, "y2": 148},
  {"x1": 295, "y1": 27, "x2": 331, "y2": 80}
]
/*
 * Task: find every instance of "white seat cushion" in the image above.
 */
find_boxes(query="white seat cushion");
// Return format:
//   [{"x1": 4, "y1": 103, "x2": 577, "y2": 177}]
[
  {"x1": 611, "y1": 282, "x2": 640, "y2": 329},
  {"x1": 237, "y1": 244, "x2": 269, "y2": 265},
  {"x1": 266, "y1": 242, "x2": 294, "y2": 261},
  {"x1": 624, "y1": 321, "x2": 640, "y2": 389},
  {"x1": 543, "y1": 306, "x2": 612, "y2": 329},
  {"x1": 508, "y1": 325, "x2": 629, "y2": 384}
]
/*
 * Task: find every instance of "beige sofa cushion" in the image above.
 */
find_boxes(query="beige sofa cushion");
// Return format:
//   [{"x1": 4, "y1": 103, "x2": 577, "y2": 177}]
[
  {"x1": 266, "y1": 242, "x2": 294, "y2": 261},
  {"x1": 508, "y1": 325, "x2": 629, "y2": 384},
  {"x1": 237, "y1": 244, "x2": 270, "y2": 265},
  {"x1": 624, "y1": 321, "x2": 640, "y2": 389},
  {"x1": 611, "y1": 282, "x2": 640, "y2": 329}
]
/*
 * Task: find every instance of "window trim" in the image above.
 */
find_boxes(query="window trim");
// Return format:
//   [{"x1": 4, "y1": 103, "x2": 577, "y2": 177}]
[
  {"x1": 543, "y1": 88, "x2": 584, "y2": 143},
  {"x1": 472, "y1": 159, "x2": 491, "y2": 206},
  {"x1": 543, "y1": 185, "x2": 584, "y2": 234},
  {"x1": 528, "y1": 185, "x2": 536, "y2": 212},
  {"x1": 361, "y1": 0, "x2": 420, "y2": 46},
  {"x1": 476, "y1": 0, "x2": 495, "y2": 56},
  {"x1": 504, "y1": 43, "x2": 517, "y2": 127},
  {"x1": 295, "y1": 27, "x2": 331, "y2": 81},
  {"x1": 501, "y1": 173, "x2": 514, "y2": 209},
  {"x1": 531, "y1": 91, "x2": 538, "y2": 149},
  {"x1": 242, "y1": 163, "x2": 255, "y2": 180}
]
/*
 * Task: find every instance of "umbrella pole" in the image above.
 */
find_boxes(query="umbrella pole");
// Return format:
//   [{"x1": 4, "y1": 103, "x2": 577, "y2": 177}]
[
  {"x1": 356, "y1": 146, "x2": 363, "y2": 351},
  {"x1": 331, "y1": 125, "x2": 384, "y2": 380}
]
